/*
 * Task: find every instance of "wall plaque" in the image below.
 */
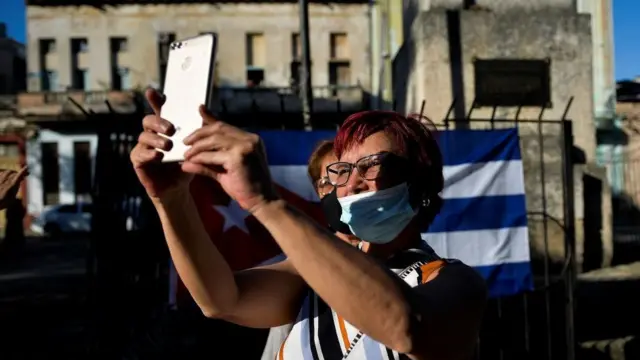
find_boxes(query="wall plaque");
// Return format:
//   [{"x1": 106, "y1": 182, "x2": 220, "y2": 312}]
[{"x1": 474, "y1": 59, "x2": 551, "y2": 107}]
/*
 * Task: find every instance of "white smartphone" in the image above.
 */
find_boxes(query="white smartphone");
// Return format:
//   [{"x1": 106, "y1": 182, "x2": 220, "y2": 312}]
[{"x1": 159, "y1": 33, "x2": 217, "y2": 162}]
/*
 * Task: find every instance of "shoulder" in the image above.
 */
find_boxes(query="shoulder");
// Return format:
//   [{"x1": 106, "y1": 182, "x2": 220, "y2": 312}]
[{"x1": 411, "y1": 260, "x2": 488, "y2": 322}]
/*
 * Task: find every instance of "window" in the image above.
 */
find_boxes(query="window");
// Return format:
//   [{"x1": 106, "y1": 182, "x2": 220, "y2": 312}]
[
  {"x1": 329, "y1": 33, "x2": 351, "y2": 94},
  {"x1": 110, "y1": 37, "x2": 130, "y2": 90},
  {"x1": 41, "y1": 142, "x2": 60, "y2": 206},
  {"x1": 112, "y1": 67, "x2": 131, "y2": 90},
  {"x1": 291, "y1": 33, "x2": 301, "y2": 60},
  {"x1": 290, "y1": 33, "x2": 302, "y2": 87},
  {"x1": 474, "y1": 59, "x2": 551, "y2": 107},
  {"x1": 72, "y1": 69, "x2": 89, "y2": 91},
  {"x1": 330, "y1": 33, "x2": 349, "y2": 60},
  {"x1": 71, "y1": 38, "x2": 88, "y2": 54},
  {"x1": 111, "y1": 37, "x2": 128, "y2": 53},
  {"x1": 73, "y1": 141, "x2": 92, "y2": 201},
  {"x1": 40, "y1": 39, "x2": 56, "y2": 54},
  {"x1": 158, "y1": 32, "x2": 176, "y2": 89},
  {"x1": 39, "y1": 39, "x2": 56, "y2": 91},
  {"x1": 329, "y1": 62, "x2": 351, "y2": 86},
  {"x1": 245, "y1": 33, "x2": 265, "y2": 87},
  {"x1": 43, "y1": 70, "x2": 59, "y2": 91}
]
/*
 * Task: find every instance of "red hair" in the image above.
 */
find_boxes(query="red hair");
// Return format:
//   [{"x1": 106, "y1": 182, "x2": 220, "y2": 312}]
[{"x1": 334, "y1": 111, "x2": 444, "y2": 226}]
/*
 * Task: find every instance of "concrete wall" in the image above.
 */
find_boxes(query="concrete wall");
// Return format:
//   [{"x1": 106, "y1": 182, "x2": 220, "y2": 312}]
[
  {"x1": 394, "y1": 8, "x2": 611, "y2": 271},
  {"x1": 26, "y1": 130, "x2": 97, "y2": 215},
  {"x1": 26, "y1": 3, "x2": 370, "y2": 92}
]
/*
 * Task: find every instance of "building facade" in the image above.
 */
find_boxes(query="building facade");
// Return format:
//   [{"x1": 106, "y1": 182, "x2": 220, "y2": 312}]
[
  {"x1": 394, "y1": 0, "x2": 613, "y2": 271},
  {"x1": 20, "y1": 0, "x2": 372, "y2": 216}
]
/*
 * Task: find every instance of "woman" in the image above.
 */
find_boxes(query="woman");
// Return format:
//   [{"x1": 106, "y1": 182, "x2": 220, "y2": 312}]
[
  {"x1": 262, "y1": 139, "x2": 360, "y2": 360},
  {"x1": 131, "y1": 89, "x2": 487, "y2": 359}
]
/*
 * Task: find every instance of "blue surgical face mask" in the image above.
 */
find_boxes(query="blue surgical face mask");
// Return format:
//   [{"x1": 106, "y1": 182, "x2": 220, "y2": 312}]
[{"x1": 337, "y1": 183, "x2": 416, "y2": 244}]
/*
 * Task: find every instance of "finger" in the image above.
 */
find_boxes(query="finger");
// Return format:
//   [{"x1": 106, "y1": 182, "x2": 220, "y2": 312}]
[
  {"x1": 199, "y1": 105, "x2": 218, "y2": 126},
  {"x1": 183, "y1": 122, "x2": 226, "y2": 145},
  {"x1": 0, "y1": 170, "x2": 11, "y2": 184},
  {"x1": 131, "y1": 146, "x2": 164, "y2": 167},
  {"x1": 181, "y1": 161, "x2": 222, "y2": 180},
  {"x1": 138, "y1": 131, "x2": 173, "y2": 151},
  {"x1": 184, "y1": 150, "x2": 232, "y2": 167},
  {"x1": 142, "y1": 114, "x2": 174, "y2": 135},
  {"x1": 16, "y1": 166, "x2": 29, "y2": 178},
  {"x1": 145, "y1": 88, "x2": 166, "y2": 115},
  {"x1": 183, "y1": 134, "x2": 237, "y2": 159}
]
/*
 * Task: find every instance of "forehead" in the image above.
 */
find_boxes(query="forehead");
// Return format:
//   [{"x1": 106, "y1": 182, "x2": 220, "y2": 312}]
[{"x1": 339, "y1": 131, "x2": 399, "y2": 163}]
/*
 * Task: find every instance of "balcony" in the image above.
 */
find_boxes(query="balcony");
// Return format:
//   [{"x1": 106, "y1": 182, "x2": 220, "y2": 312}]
[
  {"x1": 212, "y1": 85, "x2": 367, "y2": 114},
  {"x1": 17, "y1": 91, "x2": 137, "y2": 119}
]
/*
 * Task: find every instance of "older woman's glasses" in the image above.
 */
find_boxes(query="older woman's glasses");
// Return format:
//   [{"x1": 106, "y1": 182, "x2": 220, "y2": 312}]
[
  {"x1": 316, "y1": 176, "x2": 334, "y2": 197},
  {"x1": 326, "y1": 152, "x2": 403, "y2": 187}
]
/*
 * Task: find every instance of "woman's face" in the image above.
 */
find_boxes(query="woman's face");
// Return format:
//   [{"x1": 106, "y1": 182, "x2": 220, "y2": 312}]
[
  {"x1": 316, "y1": 153, "x2": 338, "y2": 198},
  {"x1": 333, "y1": 131, "x2": 403, "y2": 199}
]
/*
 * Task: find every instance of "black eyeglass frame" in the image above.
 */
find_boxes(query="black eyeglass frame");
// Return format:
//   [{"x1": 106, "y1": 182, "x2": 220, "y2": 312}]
[{"x1": 325, "y1": 152, "x2": 408, "y2": 187}]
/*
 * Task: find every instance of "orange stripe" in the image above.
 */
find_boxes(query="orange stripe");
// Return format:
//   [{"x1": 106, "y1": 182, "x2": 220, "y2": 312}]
[
  {"x1": 277, "y1": 329, "x2": 291, "y2": 360},
  {"x1": 419, "y1": 260, "x2": 446, "y2": 284},
  {"x1": 336, "y1": 315, "x2": 351, "y2": 352}
]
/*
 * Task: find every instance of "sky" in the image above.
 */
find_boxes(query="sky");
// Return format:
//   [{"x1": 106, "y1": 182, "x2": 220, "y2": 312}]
[{"x1": 0, "y1": 0, "x2": 638, "y2": 80}]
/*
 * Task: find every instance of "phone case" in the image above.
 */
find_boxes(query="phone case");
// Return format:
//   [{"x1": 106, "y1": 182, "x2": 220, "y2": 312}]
[{"x1": 159, "y1": 33, "x2": 217, "y2": 162}]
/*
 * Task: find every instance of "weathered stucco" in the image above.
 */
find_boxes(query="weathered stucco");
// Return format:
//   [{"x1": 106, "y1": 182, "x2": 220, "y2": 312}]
[
  {"x1": 26, "y1": 3, "x2": 371, "y2": 92},
  {"x1": 395, "y1": 7, "x2": 613, "y2": 272}
]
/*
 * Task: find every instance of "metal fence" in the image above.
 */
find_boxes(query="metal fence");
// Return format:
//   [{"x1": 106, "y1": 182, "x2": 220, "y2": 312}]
[{"x1": 88, "y1": 96, "x2": 577, "y2": 359}]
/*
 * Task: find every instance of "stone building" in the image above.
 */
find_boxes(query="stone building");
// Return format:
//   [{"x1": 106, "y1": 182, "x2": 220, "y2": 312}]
[
  {"x1": 394, "y1": 0, "x2": 613, "y2": 272},
  {"x1": 0, "y1": 23, "x2": 26, "y2": 95},
  {"x1": 19, "y1": 0, "x2": 371, "y2": 216}
]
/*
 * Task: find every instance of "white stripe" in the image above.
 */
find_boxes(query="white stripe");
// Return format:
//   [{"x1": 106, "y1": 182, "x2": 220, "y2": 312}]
[
  {"x1": 442, "y1": 160, "x2": 525, "y2": 199},
  {"x1": 283, "y1": 321, "x2": 305, "y2": 359},
  {"x1": 421, "y1": 227, "x2": 531, "y2": 267},
  {"x1": 270, "y1": 165, "x2": 319, "y2": 201},
  {"x1": 313, "y1": 296, "x2": 326, "y2": 360},
  {"x1": 271, "y1": 161, "x2": 526, "y2": 201}
]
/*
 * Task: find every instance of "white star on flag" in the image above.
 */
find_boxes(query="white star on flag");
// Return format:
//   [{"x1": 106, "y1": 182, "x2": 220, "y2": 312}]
[{"x1": 213, "y1": 201, "x2": 250, "y2": 233}]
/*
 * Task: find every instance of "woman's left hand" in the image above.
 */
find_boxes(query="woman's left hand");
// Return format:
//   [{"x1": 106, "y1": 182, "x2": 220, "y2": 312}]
[{"x1": 182, "y1": 106, "x2": 279, "y2": 213}]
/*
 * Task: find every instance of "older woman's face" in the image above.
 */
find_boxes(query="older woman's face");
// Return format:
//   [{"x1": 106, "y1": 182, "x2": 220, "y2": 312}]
[
  {"x1": 334, "y1": 131, "x2": 402, "y2": 198},
  {"x1": 316, "y1": 152, "x2": 338, "y2": 198}
]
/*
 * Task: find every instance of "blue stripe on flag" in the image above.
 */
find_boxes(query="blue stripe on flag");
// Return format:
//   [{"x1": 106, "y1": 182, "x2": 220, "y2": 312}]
[
  {"x1": 428, "y1": 195, "x2": 527, "y2": 233},
  {"x1": 439, "y1": 128, "x2": 522, "y2": 166},
  {"x1": 259, "y1": 130, "x2": 336, "y2": 166},
  {"x1": 473, "y1": 262, "x2": 533, "y2": 298}
]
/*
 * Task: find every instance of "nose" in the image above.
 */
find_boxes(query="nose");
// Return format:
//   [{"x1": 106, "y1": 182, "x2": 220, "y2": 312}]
[{"x1": 344, "y1": 167, "x2": 368, "y2": 195}]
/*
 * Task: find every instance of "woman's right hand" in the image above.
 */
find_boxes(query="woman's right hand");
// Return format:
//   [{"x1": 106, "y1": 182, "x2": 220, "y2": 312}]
[{"x1": 130, "y1": 88, "x2": 193, "y2": 200}]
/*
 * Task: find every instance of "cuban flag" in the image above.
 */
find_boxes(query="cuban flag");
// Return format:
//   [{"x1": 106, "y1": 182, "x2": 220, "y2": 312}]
[{"x1": 169, "y1": 128, "x2": 531, "y2": 306}]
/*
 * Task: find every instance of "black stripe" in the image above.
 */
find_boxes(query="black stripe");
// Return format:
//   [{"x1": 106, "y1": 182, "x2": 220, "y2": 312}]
[
  {"x1": 316, "y1": 296, "x2": 343, "y2": 359},
  {"x1": 307, "y1": 291, "x2": 321, "y2": 360},
  {"x1": 385, "y1": 347, "x2": 396, "y2": 359}
]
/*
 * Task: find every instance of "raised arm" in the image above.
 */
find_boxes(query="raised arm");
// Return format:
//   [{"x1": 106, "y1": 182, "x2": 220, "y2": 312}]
[
  {"x1": 180, "y1": 109, "x2": 487, "y2": 358},
  {"x1": 152, "y1": 192, "x2": 305, "y2": 328},
  {"x1": 130, "y1": 89, "x2": 304, "y2": 328}
]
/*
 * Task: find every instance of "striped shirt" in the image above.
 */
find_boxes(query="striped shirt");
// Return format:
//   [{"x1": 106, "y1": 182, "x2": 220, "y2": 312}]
[{"x1": 277, "y1": 243, "x2": 451, "y2": 360}]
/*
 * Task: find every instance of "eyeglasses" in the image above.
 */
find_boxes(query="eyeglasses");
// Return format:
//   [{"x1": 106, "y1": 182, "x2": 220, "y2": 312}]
[
  {"x1": 316, "y1": 176, "x2": 334, "y2": 197},
  {"x1": 326, "y1": 152, "x2": 405, "y2": 187}
]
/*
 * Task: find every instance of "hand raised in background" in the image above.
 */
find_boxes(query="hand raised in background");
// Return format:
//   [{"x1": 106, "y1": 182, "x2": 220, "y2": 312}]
[{"x1": 0, "y1": 166, "x2": 28, "y2": 210}]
